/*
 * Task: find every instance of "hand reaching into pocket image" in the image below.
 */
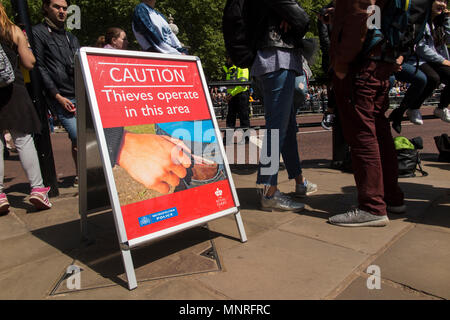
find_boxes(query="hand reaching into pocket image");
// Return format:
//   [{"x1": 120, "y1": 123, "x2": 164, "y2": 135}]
[
  {"x1": 190, "y1": 154, "x2": 219, "y2": 181},
  {"x1": 117, "y1": 132, "x2": 192, "y2": 194}
]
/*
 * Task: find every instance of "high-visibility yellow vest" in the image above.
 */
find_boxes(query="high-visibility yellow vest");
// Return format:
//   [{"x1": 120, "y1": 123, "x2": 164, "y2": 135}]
[
  {"x1": 20, "y1": 65, "x2": 31, "y2": 84},
  {"x1": 223, "y1": 64, "x2": 249, "y2": 97}
]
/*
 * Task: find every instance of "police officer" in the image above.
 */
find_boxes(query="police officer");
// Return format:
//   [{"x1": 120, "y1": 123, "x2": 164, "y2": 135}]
[{"x1": 223, "y1": 56, "x2": 250, "y2": 129}]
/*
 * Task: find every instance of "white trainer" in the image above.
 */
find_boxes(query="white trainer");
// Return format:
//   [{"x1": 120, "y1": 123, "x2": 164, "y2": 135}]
[
  {"x1": 406, "y1": 109, "x2": 423, "y2": 125},
  {"x1": 434, "y1": 107, "x2": 450, "y2": 123}
]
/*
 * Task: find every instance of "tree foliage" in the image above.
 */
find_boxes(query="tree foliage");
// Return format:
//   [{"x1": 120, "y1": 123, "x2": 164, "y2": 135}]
[{"x1": 3, "y1": 0, "x2": 332, "y2": 81}]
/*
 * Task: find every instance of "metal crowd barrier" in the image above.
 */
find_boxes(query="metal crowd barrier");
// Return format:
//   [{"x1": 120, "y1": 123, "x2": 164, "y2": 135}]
[{"x1": 208, "y1": 81, "x2": 442, "y2": 129}]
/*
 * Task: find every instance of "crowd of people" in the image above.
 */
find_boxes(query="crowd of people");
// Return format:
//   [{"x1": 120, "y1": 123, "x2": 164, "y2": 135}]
[{"x1": 0, "y1": 0, "x2": 449, "y2": 229}]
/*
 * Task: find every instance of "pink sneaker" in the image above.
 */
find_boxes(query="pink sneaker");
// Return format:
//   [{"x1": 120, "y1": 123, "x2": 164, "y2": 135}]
[
  {"x1": 29, "y1": 187, "x2": 52, "y2": 210},
  {"x1": 0, "y1": 193, "x2": 10, "y2": 214}
]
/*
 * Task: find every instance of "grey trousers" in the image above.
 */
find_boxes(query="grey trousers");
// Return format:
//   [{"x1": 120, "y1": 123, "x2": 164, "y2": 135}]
[{"x1": 0, "y1": 130, "x2": 44, "y2": 193}]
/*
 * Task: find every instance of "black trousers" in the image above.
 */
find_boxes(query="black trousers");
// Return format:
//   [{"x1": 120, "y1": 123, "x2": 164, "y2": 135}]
[
  {"x1": 226, "y1": 91, "x2": 250, "y2": 128},
  {"x1": 415, "y1": 62, "x2": 450, "y2": 110}
]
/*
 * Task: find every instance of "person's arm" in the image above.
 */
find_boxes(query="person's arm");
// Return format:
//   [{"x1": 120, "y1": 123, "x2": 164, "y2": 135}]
[
  {"x1": 318, "y1": 19, "x2": 330, "y2": 57},
  {"x1": 32, "y1": 27, "x2": 59, "y2": 97},
  {"x1": 132, "y1": 3, "x2": 182, "y2": 54},
  {"x1": 12, "y1": 25, "x2": 35, "y2": 70},
  {"x1": 416, "y1": 24, "x2": 447, "y2": 65},
  {"x1": 444, "y1": 14, "x2": 450, "y2": 45}
]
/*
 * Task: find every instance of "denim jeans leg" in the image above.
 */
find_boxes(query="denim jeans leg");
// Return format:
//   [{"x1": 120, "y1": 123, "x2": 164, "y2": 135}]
[
  {"x1": 54, "y1": 101, "x2": 77, "y2": 146},
  {"x1": 281, "y1": 100, "x2": 302, "y2": 180},
  {"x1": 394, "y1": 63, "x2": 427, "y2": 110},
  {"x1": 256, "y1": 69, "x2": 300, "y2": 186}
]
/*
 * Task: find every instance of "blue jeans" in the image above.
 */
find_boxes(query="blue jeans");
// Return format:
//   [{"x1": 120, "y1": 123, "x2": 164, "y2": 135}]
[
  {"x1": 394, "y1": 63, "x2": 427, "y2": 110},
  {"x1": 53, "y1": 98, "x2": 77, "y2": 145},
  {"x1": 254, "y1": 69, "x2": 302, "y2": 186}
]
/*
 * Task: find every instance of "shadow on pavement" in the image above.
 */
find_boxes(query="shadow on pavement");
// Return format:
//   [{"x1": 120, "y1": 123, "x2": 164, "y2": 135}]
[
  {"x1": 236, "y1": 179, "x2": 449, "y2": 231},
  {"x1": 30, "y1": 210, "x2": 241, "y2": 291}
]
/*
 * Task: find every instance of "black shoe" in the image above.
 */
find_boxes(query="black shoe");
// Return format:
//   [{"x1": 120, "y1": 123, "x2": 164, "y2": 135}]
[{"x1": 321, "y1": 113, "x2": 335, "y2": 130}]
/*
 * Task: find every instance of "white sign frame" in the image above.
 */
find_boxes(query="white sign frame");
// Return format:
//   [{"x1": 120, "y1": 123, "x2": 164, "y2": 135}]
[{"x1": 76, "y1": 47, "x2": 247, "y2": 290}]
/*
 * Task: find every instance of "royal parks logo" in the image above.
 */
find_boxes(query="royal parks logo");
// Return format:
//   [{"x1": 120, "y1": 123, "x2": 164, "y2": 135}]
[{"x1": 215, "y1": 187, "x2": 227, "y2": 208}]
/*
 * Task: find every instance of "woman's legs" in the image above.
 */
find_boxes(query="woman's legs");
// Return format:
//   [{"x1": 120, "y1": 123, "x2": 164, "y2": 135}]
[
  {"x1": 389, "y1": 64, "x2": 428, "y2": 133},
  {"x1": 421, "y1": 63, "x2": 450, "y2": 122},
  {"x1": 417, "y1": 63, "x2": 441, "y2": 106},
  {"x1": 10, "y1": 130, "x2": 44, "y2": 190}
]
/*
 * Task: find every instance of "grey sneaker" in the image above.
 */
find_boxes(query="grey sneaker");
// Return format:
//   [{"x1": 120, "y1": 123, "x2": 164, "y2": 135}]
[
  {"x1": 260, "y1": 190, "x2": 305, "y2": 212},
  {"x1": 328, "y1": 208, "x2": 389, "y2": 227},
  {"x1": 295, "y1": 179, "x2": 318, "y2": 197}
]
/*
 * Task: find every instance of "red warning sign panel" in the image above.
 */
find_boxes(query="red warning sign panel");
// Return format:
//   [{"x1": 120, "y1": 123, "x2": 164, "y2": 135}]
[{"x1": 84, "y1": 52, "x2": 236, "y2": 242}]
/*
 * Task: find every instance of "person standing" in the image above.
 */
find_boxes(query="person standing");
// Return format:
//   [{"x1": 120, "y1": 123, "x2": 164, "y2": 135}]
[
  {"x1": 328, "y1": 0, "x2": 405, "y2": 227},
  {"x1": 132, "y1": 0, "x2": 187, "y2": 54},
  {"x1": 223, "y1": 56, "x2": 250, "y2": 129},
  {"x1": 0, "y1": 3, "x2": 52, "y2": 213},
  {"x1": 246, "y1": 0, "x2": 317, "y2": 212},
  {"x1": 32, "y1": 0, "x2": 80, "y2": 186}
]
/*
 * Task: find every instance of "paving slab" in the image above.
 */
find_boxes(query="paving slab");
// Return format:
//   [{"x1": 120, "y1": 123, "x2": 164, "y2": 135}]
[
  {"x1": 196, "y1": 229, "x2": 368, "y2": 300},
  {"x1": 372, "y1": 225, "x2": 450, "y2": 299},
  {"x1": 417, "y1": 193, "x2": 450, "y2": 234},
  {"x1": 51, "y1": 277, "x2": 227, "y2": 300},
  {"x1": 0, "y1": 212, "x2": 28, "y2": 241},
  {"x1": 0, "y1": 253, "x2": 73, "y2": 299},
  {"x1": 11, "y1": 198, "x2": 80, "y2": 232},
  {"x1": 278, "y1": 211, "x2": 412, "y2": 255},
  {"x1": 336, "y1": 276, "x2": 440, "y2": 300},
  {"x1": 50, "y1": 225, "x2": 222, "y2": 295},
  {"x1": 0, "y1": 233, "x2": 67, "y2": 273}
]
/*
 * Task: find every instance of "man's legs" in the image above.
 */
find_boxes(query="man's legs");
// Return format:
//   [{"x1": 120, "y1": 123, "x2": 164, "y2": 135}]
[
  {"x1": 226, "y1": 96, "x2": 238, "y2": 128},
  {"x1": 331, "y1": 60, "x2": 403, "y2": 225},
  {"x1": 373, "y1": 82, "x2": 405, "y2": 208},
  {"x1": 53, "y1": 104, "x2": 78, "y2": 175},
  {"x1": 236, "y1": 91, "x2": 250, "y2": 128}
]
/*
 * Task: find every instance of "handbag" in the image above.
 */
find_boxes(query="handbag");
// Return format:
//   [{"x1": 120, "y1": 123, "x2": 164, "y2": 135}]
[{"x1": 0, "y1": 43, "x2": 15, "y2": 87}]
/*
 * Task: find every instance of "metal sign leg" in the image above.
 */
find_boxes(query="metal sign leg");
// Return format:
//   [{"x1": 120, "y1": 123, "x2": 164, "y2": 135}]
[
  {"x1": 234, "y1": 211, "x2": 247, "y2": 243},
  {"x1": 121, "y1": 247, "x2": 138, "y2": 290}
]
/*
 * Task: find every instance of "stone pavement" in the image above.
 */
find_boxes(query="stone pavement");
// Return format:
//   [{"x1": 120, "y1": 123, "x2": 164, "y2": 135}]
[{"x1": 0, "y1": 158, "x2": 448, "y2": 300}]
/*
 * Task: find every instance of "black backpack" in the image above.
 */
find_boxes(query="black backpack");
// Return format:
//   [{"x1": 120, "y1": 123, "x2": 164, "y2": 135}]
[
  {"x1": 395, "y1": 136, "x2": 428, "y2": 178},
  {"x1": 222, "y1": 0, "x2": 255, "y2": 68},
  {"x1": 434, "y1": 133, "x2": 450, "y2": 162},
  {"x1": 363, "y1": 0, "x2": 431, "y2": 62}
]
